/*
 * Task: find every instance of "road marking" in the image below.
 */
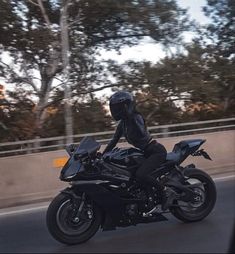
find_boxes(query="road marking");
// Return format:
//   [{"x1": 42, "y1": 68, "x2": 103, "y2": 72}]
[
  {"x1": 213, "y1": 175, "x2": 235, "y2": 182},
  {"x1": 0, "y1": 174, "x2": 234, "y2": 217},
  {"x1": 0, "y1": 205, "x2": 48, "y2": 217}
]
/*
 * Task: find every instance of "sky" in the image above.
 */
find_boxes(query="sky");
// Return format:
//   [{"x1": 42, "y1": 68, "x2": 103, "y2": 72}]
[
  {"x1": 178, "y1": 0, "x2": 209, "y2": 24},
  {"x1": 99, "y1": 0, "x2": 210, "y2": 64},
  {"x1": 0, "y1": 0, "x2": 210, "y2": 98},
  {"x1": 95, "y1": 0, "x2": 210, "y2": 98}
]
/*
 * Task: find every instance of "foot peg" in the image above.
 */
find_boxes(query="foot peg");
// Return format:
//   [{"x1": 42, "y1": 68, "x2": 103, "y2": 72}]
[{"x1": 143, "y1": 206, "x2": 161, "y2": 217}]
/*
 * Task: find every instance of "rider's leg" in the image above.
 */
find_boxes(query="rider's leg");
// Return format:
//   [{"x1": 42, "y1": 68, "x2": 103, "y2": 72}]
[
  {"x1": 136, "y1": 142, "x2": 166, "y2": 198},
  {"x1": 135, "y1": 151, "x2": 166, "y2": 195},
  {"x1": 136, "y1": 141, "x2": 175, "y2": 210}
]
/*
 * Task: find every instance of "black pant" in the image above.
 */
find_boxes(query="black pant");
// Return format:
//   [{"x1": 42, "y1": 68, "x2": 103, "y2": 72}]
[{"x1": 135, "y1": 140, "x2": 167, "y2": 191}]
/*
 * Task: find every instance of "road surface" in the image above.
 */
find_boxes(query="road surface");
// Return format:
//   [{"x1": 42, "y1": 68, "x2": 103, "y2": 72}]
[{"x1": 0, "y1": 175, "x2": 234, "y2": 253}]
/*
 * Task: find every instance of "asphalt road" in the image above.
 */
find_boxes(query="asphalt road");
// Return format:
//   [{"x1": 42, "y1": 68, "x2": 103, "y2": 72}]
[{"x1": 0, "y1": 176, "x2": 234, "y2": 253}]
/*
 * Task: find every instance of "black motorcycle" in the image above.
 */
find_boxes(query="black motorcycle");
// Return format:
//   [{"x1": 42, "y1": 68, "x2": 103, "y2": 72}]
[{"x1": 46, "y1": 136, "x2": 217, "y2": 245}]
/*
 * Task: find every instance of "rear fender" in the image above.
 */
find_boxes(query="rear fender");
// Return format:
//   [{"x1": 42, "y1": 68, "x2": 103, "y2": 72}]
[
  {"x1": 182, "y1": 164, "x2": 201, "y2": 177},
  {"x1": 172, "y1": 139, "x2": 207, "y2": 165},
  {"x1": 191, "y1": 149, "x2": 212, "y2": 160}
]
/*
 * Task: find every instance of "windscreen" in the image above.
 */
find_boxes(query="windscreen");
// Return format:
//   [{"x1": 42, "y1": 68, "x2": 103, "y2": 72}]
[
  {"x1": 60, "y1": 158, "x2": 83, "y2": 180},
  {"x1": 60, "y1": 137, "x2": 100, "y2": 181},
  {"x1": 75, "y1": 136, "x2": 101, "y2": 155}
]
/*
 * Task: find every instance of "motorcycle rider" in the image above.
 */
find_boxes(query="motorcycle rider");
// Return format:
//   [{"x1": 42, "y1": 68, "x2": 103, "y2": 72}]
[{"x1": 103, "y1": 91, "x2": 174, "y2": 210}]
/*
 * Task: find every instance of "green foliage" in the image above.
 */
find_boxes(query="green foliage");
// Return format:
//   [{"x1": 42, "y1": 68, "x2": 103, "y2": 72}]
[
  {"x1": 0, "y1": 0, "x2": 191, "y2": 140},
  {"x1": 0, "y1": 0, "x2": 190, "y2": 88},
  {"x1": 43, "y1": 96, "x2": 112, "y2": 137},
  {"x1": 0, "y1": 0, "x2": 234, "y2": 142},
  {"x1": 203, "y1": 0, "x2": 235, "y2": 58},
  {"x1": 0, "y1": 88, "x2": 36, "y2": 142},
  {"x1": 112, "y1": 40, "x2": 234, "y2": 123},
  {"x1": 202, "y1": 0, "x2": 235, "y2": 113}
]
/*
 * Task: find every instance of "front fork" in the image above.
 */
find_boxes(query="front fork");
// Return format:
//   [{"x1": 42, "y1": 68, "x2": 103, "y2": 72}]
[
  {"x1": 71, "y1": 193, "x2": 86, "y2": 222},
  {"x1": 61, "y1": 188, "x2": 92, "y2": 222}
]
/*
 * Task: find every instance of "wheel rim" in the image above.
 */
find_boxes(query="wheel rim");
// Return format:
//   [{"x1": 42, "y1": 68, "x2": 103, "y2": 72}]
[
  {"x1": 56, "y1": 199, "x2": 94, "y2": 236},
  {"x1": 177, "y1": 178, "x2": 207, "y2": 213}
]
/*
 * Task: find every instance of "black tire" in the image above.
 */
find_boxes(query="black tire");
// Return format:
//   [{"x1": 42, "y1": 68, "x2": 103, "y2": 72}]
[
  {"x1": 46, "y1": 193, "x2": 102, "y2": 245},
  {"x1": 170, "y1": 168, "x2": 217, "y2": 223}
]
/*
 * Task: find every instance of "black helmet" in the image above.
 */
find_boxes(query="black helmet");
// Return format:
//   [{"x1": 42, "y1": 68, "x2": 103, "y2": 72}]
[{"x1": 109, "y1": 91, "x2": 135, "y2": 121}]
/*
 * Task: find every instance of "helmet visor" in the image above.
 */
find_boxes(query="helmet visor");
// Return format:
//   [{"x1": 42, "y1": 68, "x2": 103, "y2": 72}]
[{"x1": 110, "y1": 102, "x2": 127, "y2": 121}]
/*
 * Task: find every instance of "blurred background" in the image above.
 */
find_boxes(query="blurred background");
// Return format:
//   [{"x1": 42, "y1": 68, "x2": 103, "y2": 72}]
[
  {"x1": 0, "y1": 1, "x2": 234, "y2": 253},
  {"x1": 0, "y1": 0, "x2": 234, "y2": 145}
]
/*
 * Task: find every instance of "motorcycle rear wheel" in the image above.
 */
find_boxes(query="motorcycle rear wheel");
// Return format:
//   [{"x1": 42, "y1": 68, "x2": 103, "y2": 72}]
[
  {"x1": 46, "y1": 193, "x2": 102, "y2": 245},
  {"x1": 170, "y1": 168, "x2": 217, "y2": 222}
]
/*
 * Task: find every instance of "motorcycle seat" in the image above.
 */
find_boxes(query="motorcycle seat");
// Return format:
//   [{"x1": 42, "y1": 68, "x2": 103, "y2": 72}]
[{"x1": 166, "y1": 152, "x2": 181, "y2": 163}]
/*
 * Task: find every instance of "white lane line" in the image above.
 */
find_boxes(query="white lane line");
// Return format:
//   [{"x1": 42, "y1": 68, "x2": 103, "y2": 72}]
[
  {"x1": 0, "y1": 174, "x2": 234, "y2": 217},
  {"x1": 213, "y1": 175, "x2": 235, "y2": 182},
  {"x1": 0, "y1": 205, "x2": 48, "y2": 217}
]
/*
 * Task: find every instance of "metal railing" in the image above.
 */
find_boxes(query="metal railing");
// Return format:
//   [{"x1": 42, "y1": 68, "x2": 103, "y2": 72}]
[{"x1": 0, "y1": 117, "x2": 234, "y2": 157}]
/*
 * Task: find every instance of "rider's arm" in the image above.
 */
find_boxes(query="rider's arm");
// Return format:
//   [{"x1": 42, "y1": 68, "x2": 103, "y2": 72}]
[
  {"x1": 103, "y1": 121, "x2": 123, "y2": 154},
  {"x1": 133, "y1": 113, "x2": 147, "y2": 134},
  {"x1": 130, "y1": 113, "x2": 149, "y2": 137}
]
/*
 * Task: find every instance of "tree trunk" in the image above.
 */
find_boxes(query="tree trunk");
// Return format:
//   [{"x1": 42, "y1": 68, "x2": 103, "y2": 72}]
[
  {"x1": 60, "y1": 0, "x2": 73, "y2": 144},
  {"x1": 34, "y1": 78, "x2": 53, "y2": 136},
  {"x1": 223, "y1": 84, "x2": 234, "y2": 112}
]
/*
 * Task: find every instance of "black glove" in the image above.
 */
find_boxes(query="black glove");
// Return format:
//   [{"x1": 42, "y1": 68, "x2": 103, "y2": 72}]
[{"x1": 69, "y1": 144, "x2": 76, "y2": 152}]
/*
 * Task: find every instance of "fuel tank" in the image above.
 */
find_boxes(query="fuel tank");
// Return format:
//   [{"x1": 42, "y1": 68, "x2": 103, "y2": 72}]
[{"x1": 103, "y1": 147, "x2": 145, "y2": 168}]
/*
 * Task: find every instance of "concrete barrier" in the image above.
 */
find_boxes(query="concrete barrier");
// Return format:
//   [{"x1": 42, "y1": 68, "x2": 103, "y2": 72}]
[{"x1": 0, "y1": 130, "x2": 234, "y2": 208}]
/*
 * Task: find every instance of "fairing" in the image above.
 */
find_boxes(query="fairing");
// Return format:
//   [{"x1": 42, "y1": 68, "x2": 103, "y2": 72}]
[
  {"x1": 166, "y1": 139, "x2": 206, "y2": 165},
  {"x1": 103, "y1": 147, "x2": 145, "y2": 167},
  {"x1": 60, "y1": 137, "x2": 101, "y2": 181}
]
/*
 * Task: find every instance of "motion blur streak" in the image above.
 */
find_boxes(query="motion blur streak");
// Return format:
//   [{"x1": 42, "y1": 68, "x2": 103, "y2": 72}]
[{"x1": 0, "y1": 178, "x2": 234, "y2": 253}]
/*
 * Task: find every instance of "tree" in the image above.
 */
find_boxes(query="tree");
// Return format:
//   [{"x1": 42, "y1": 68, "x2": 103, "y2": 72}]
[
  {"x1": 103, "y1": 60, "x2": 184, "y2": 124},
  {"x1": 202, "y1": 0, "x2": 235, "y2": 112},
  {"x1": 43, "y1": 94, "x2": 112, "y2": 137},
  {"x1": 0, "y1": 87, "x2": 36, "y2": 142},
  {"x1": 110, "y1": 40, "x2": 234, "y2": 123},
  {"x1": 203, "y1": 0, "x2": 235, "y2": 58},
  {"x1": 0, "y1": 0, "x2": 192, "y2": 139}
]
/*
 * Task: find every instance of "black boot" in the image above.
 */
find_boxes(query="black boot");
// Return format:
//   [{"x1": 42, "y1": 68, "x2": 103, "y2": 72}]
[{"x1": 141, "y1": 176, "x2": 165, "y2": 205}]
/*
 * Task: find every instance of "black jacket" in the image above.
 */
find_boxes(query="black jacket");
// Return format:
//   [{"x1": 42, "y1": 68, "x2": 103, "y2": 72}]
[{"x1": 103, "y1": 113, "x2": 152, "y2": 153}]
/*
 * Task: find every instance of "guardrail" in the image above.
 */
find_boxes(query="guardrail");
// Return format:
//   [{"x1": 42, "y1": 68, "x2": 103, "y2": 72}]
[{"x1": 0, "y1": 117, "x2": 235, "y2": 157}]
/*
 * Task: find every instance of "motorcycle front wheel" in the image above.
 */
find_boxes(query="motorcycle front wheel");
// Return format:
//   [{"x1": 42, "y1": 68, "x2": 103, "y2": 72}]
[
  {"x1": 170, "y1": 168, "x2": 217, "y2": 222},
  {"x1": 46, "y1": 192, "x2": 102, "y2": 245}
]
